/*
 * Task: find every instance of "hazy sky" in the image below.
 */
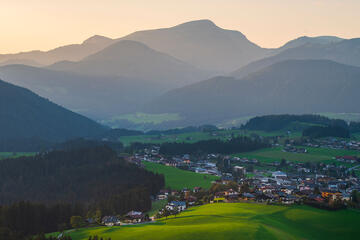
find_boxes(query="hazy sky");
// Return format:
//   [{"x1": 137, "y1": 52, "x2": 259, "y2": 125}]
[{"x1": 1, "y1": 0, "x2": 359, "y2": 53}]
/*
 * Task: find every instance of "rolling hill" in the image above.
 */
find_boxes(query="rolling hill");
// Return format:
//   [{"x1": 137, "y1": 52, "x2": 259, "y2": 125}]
[
  {"x1": 146, "y1": 60, "x2": 360, "y2": 124},
  {"x1": 0, "y1": 78, "x2": 106, "y2": 141},
  {"x1": 0, "y1": 35, "x2": 114, "y2": 66},
  {"x1": 122, "y1": 19, "x2": 270, "y2": 73},
  {"x1": 48, "y1": 40, "x2": 209, "y2": 88},
  {"x1": 51, "y1": 203, "x2": 360, "y2": 240},
  {"x1": 232, "y1": 38, "x2": 360, "y2": 79}
]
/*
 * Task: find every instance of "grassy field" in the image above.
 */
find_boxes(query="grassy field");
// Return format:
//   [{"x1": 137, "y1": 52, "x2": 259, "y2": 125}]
[
  {"x1": 118, "y1": 131, "x2": 230, "y2": 146},
  {"x1": 54, "y1": 203, "x2": 360, "y2": 240},
  {"x1": 234, "y1": 147, "x2": 360, "y2": 163},
  {"x1": 0, "y1": 152, "x2": 35, "y2": 160},
  {"x1": 143, "y1": 161, "x2": 218, "y2": 190},
  {"x1": 118, "y1": 129, "x2": 298, "y2": 146},
  {"x1": 147, "y1": 199, "x2": 168, "y2": 217},
  {"x1": 101, "y1": 112, "x2": 182, "y2": 129}
]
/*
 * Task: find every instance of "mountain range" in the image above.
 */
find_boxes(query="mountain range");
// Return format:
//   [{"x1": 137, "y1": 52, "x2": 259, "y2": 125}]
[
  {"x1": 0, "y1": 35, "x2": 114, "y2": 67},
  {"x1": 146, "y1": 60, "x2": 360, "y2": 124},
  {"x1": 0, "y1": 19, "x2": 359, "y2": 129},
  {"x1": 0, "y1": 64, "x2": 162, "y2": 119},
  {"x1": 47, "y1": 40, "x2": 209, "y2": 88},
  {"x1": 232, "y1": 38, "x2": 360, "y2": 79}
]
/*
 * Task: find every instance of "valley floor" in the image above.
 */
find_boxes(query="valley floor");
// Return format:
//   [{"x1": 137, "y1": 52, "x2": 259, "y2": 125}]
[{"x1": 55, "y1": 203, "x2": 360, "y2": 240}]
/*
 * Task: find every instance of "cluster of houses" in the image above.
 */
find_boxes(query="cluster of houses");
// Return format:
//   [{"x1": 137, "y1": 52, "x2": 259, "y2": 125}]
[
  {"x1": 283, "y1": 145, "x2": 308, "y2": 154},
  {"x1": 303, "y1": 138, "x2": 360, "y2": 151},
  {"x1": 101, "y1": 211, "x2": 147, "y2": 226},
  {"x1": 128, "y1": 148, "x2": 222, "y2": 176},
  {"x1": 119, "y1": 141, "x2": 360, "y2": 222}
]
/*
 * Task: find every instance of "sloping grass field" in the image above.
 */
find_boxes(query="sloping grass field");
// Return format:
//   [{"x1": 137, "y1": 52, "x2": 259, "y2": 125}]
[
  {"x1": 234, "y1": 147, "x2": 360, "y2": 163},
  {"x1": 143, "y1": 161, "x2": 218, "y2": 190},
  {"x1": 0, "y1": 152, "x2": 35, "y2": 160},
  {"x1": 56, "y1": 203, "x2": 360, "y2": 240}
]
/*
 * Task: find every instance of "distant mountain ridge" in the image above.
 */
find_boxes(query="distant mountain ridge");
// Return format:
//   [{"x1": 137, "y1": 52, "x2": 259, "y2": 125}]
[
  {"x1": 232, "y1": 38, "x2": 360, "y2": 79},
  {"x1": 0, "y1": 78, "x2": 106, "y2": 141},
  {"x1": 0, "y1": 35, "x2": 114, "y2": 66},
  {"x1": 0, "y1": 64, "x2": 163, "y2": 120},
  {"x1": 121, "y1": 19, "x2": 270, "y2": 73},
  {"x1": 146, "y1": 60, "x2": 360, "y2": 124},
  {"x1": 47, "y1": 40, "x2": 209, "y2": 88},
  {"x1": 1, "y1": 20, "x2": 359, "y2": 128}
]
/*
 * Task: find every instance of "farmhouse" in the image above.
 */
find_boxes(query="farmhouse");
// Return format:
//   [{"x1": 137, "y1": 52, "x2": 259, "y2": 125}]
[
  {"x1": 102, "y1": 216, "x2": 120, "y2": 226},
  {"x1": 125, "y1": 211, "x2": 145, "y2": 223},
  {"x1": 166, "y1": 201, "x2": 186, "y2": 211}
]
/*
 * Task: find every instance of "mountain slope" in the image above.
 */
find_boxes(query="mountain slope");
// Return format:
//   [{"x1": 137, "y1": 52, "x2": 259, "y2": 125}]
[
  {"x1": 147, "y1": 60, "x2": 360, "y2": 124},
  {"x1": 48, "y1": 40, "x2": 209, "y2": 88},
  {"x1": 122, "y1": 19, "x2": 270, "y2": 73},
  {"x1": 0, "y1": 65, "x2": 163, "y2": 120},
  {"x1": 0, "y1": 78, "x2": 106, "y2": 141},
  {"x1": 0, "y1": 35, "x2": 114, "y2": 66},
  {"x1": 232, "y1": 38, "x2": 360, "y2": 79}
]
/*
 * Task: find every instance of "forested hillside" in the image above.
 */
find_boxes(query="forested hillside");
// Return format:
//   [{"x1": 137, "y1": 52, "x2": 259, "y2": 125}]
[
  {"x1": 0, "y1": 79, "x2": 106, "y2": 141},
  {"x1": 0, "y1": 147, "x2": 164, "y2": 209}
]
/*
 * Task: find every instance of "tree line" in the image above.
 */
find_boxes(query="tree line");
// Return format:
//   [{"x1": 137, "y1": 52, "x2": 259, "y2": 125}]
[
  {"x1": 159, "y1": 136, "x2": 269, "y2": 155},
  {"x1": 242, "y1": 114, "x2": 348, "y2": 132},
  {"x1": 0, "y1": 146, "x2": 165, "y2": 238}
]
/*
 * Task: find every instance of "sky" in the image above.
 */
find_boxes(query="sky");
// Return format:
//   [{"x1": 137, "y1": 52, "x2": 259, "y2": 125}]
[{"x1": 1, "y1": 0, "x2": 360, "y2": 53}]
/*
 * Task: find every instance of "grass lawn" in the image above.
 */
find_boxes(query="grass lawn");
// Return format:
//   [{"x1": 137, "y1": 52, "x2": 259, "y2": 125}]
[
  {"x1": 55, "y1": 203, "x2": 360, "y2": 240},
  {"x1": 147, "y1": 199, "x2": 168, "y2": 217},
  {"x1": 0, "y1": 152, "x2": 36, "y2": 160},
  {"x1": 234, "y1": 147, "x2": 360, "y2": 163},
  {"x1": 143, "y1": 161, "x2": 218, "y2": 190}
]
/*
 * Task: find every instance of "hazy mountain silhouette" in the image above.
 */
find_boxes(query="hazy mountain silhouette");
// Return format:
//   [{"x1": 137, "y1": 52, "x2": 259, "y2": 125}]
[
  {"x1": 0, "y1": 65, "x2": 163, "y2": 120},
  {"x1": 277, "y1": 36, "x2": 343, "y2": 52},
  {"x1": 232, "y1": 38, "x2": 360, "y2": 79},
  {"x1": 147, "y1": 60, "x2": 360, "y2": 124},
  {"x1": 0, "y1": 78, "x2": 106, "y2": 141},
  {"x1": 121, "y1": 19, "x2": 270, "y2": 73},
  {"x1": 48, "y1": 40, "x2": 209, "y2": 88},
  {"x1": 0, "y1": 35, "x2": 114, "y2": 66}
]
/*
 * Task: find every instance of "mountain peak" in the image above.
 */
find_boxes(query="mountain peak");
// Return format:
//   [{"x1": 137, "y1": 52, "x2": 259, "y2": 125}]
[
  {"x1": 174, "y1": 19, "x2": 218, "y2": 29},
  {"x1": 82, "y1": 35, "x2": 113, "y2": 45}
]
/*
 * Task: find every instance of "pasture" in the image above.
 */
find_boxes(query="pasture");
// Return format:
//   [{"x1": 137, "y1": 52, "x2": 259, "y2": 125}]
[
  {"x1": 55, "y1": 203, "x2": 360, "y2": 240},
  {"x1": 143, "y1": 161, "x2": 218, "y2": 190},
  {"x1": 234, "y1": 146, "x2": 360, "y2": 163},
  {"x1": 118, "y1": 129, "x2": 295, "y2": 146}
]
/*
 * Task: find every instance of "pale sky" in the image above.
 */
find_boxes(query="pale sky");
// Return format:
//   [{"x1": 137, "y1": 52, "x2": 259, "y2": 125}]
[{"x1": 1, "y1": 0, "x2": 359, "y2": 53}]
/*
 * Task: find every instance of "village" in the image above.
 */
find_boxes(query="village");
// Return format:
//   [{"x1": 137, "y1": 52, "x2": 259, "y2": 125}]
[{"x1": 98, "y1": 140, "x2": 360, "y2": 227}]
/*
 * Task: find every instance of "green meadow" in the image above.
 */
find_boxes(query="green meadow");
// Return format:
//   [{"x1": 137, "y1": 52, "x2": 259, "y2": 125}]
[
  {"x1": 118, "y1": 129, "x2": 295, "y2": 146},
  {"x1": 54, "y1": 203, "x2": 360, "y2": 240},
  {"x1": 143, "y1": 161, "x2": 218, "y2": 190},
  {"x1": 101, "y1": 112, "x2": 182, "y2": 129},
  {"x1": 234, "y1": 146, "x2": 360, "y2": 163},
  {"x1": 0, "y1": 152, "x2": 36, "y2": 160},
  {"x1": 147, "y1": 199, "x2": 168, "y2": 217},
  {"x1": 118, "y1": 131, "x2": 224, "y2": 146}
]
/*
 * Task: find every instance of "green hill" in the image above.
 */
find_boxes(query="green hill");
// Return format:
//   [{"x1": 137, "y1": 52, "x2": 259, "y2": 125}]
[{"x1": 55, "y1": 203, "x2": 360, "y2": 240}]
